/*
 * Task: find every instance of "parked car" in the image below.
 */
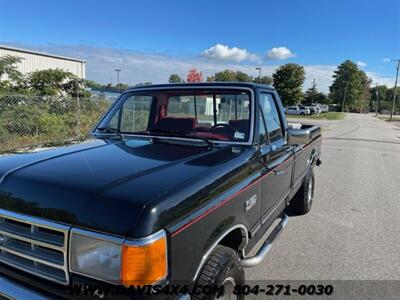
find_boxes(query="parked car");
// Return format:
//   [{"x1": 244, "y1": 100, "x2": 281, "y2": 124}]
[
  {"x1": 303, "y1": 104, "x2": 321, "y2": 114},
  {"x1": 286, "y1": 105, "x2": 309, "y2": 116},
  {"x1": 298, "y1": 105, "x2": 311, "y2": 115},
  {"x1": 0, "y1": 83, "x2": 322, "y2": 299}
]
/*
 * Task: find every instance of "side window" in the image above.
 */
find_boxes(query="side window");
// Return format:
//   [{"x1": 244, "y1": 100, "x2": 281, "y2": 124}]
[
  {"x1": 258, "y1": 108, "x2": 268, "y2": 145},
  {"x1": 259, "y1": 93, "x2": 283, "y2": 142},
  {"x1": 119, "y1": 95, "x2": 153, "y2": 132}
]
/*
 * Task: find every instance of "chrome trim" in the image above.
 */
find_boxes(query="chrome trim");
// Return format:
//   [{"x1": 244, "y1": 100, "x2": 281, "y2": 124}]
[
  {"x1": 69, "y1": 227, "x2": 124, "y2": 245},
  {"x1": 0, "y1": 274, "x2": 48, "y2": 300},
  {"x1": 0, "y1": 229, "x2": 64, "y2": 251},
  {"x1": 92, "y1": 86, "x2": 255, "y2": 146},
  {"x1": 69, "y1": 228, "x2": 167, "y2": 286},
  {"x1": 124, "y1": 229, "x2": 166, "y2": 246},
  {"x1": 0, "y1": 245, "x2": 64, "y2": 269},
  {"x1": 0, "y1": 209, "x2": 70, "y2": 232},
  {"x1": 192, "y1": 224, "x2": 248, "y2": 281},
  {"x1": 0, "y1": 209, "x2": 70, "y2": 286},
  {"x1": 242, "y1": 214, "x2": 288, "y2": 267}
]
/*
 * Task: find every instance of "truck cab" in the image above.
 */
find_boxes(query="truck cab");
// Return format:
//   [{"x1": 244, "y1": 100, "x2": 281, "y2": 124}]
[{"x1": 0, "y1": 83, "x2": 321, "y2": 299}]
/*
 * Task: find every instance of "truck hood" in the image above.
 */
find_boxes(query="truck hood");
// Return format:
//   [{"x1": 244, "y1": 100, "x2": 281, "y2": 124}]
[{"x1": 0, "y1": 138, "x2": 242, "y2": 237}]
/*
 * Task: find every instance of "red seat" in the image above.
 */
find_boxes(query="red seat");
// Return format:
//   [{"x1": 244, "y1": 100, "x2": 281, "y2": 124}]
[{"x1": 152, "y1": 117, "x2": 197, "y2": 132}]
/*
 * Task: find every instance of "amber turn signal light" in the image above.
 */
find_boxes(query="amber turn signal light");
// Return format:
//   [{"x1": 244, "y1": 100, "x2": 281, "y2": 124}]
[{"x1": 121, "y1": 235, "x2": 167, "y2": 286}]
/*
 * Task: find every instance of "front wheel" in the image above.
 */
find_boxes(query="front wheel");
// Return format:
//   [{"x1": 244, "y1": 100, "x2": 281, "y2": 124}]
[
  {"x1": 193, "y1": 245, "x2": 244, "y2": 300},
  {"x1": 288, "y1": 168, "x2": 315, "y2": 215}
]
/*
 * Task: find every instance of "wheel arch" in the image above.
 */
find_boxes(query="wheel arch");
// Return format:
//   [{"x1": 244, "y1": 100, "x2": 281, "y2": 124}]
[{"x1": 192, "y1": 224, "x2": 248, "y2": 282}]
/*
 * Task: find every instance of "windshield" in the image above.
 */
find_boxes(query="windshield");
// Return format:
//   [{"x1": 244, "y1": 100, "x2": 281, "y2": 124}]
[{"x1": 97, "y1": 89, "x2": 252, "y2": 143}]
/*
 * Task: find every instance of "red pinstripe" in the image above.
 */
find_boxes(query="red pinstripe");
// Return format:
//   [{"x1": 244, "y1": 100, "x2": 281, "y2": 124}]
[{"x1": 171, "y1": 137, "x2": 320, "y2": 237}]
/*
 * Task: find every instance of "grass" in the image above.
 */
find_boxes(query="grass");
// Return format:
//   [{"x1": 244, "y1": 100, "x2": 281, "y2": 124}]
[
  {"x1": 286, "y1": 112, "x2": 345, "y2": 120},
  {"x1": 377, "y1": 115, "x2": 400, "y2": 122}
]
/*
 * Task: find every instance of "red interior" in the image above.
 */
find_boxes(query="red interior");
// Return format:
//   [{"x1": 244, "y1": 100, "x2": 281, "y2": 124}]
[{"x1": 148, "y1": 98, "x2": 249, "y2": 141}]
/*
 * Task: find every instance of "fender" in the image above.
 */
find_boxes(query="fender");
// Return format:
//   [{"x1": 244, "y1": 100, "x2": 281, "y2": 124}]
[{"x1": 192, "y1": 224, "x2": 248, "y2": 281}]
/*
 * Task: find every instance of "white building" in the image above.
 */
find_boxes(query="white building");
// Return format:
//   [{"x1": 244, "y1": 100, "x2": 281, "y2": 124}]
[{"x1": 0, "y1": 45, "x2": 86, "y2": 79}]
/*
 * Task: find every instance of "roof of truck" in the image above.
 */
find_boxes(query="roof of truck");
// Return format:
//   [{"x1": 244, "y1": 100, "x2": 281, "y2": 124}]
[{"x1": 125, "y1": 82, "x2": 275, "y2": 92}]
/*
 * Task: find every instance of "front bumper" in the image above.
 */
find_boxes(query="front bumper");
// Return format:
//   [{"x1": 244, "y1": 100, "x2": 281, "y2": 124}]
[
  {"x1": 0, "y1": 273, "x2": 191, "y2": 300},
  {"x1": 0, "y1": 274, "x2": 49, "y2": 300}
]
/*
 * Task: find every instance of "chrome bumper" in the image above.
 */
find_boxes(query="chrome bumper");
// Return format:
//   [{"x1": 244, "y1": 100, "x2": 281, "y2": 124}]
[{"x1": 0, "y1": 274, "x2": 49, "y2": 300}]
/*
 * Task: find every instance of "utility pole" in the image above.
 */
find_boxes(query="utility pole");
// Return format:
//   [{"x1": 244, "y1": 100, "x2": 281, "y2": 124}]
[
  {"x1": 341, "y1": 81, "x2": 349, "y2": 112},
  {"x1": 375, "y1": 83, "x2": 379, "y2": 116},
  {"x1": 115, "y1": 69, "x2": 121, "y2": 93},
  {"x1": 256, "y1": 67, "x2": 261, "y2": 82},
  {"x1": 390, "y1": 59, "x2": 400, "y2": 121},
  {"x1": 311, "y1": 78, "x2": 317, "y2": 104}
]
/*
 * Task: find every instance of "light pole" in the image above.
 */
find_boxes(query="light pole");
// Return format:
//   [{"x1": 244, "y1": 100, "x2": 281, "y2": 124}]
[
  {"x1": 375, "y1": 83, "x2": 379, "y2": 116},
  {"x1": 311, "y1": 78, "x2": 317, "y2": 104},
  {"x1": 115, "y1": 69, "x2": 121, "y2": 93},
  {"x1": 256, "y1": 67, "x2": 261, "y2": 82},
  {"x1": 390, "y1": 59, "x2": 400, "y2": 121}
]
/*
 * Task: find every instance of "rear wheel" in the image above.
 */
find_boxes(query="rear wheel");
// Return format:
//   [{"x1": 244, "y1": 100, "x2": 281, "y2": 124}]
[
  {"x1": 194, "y1": 245, "x2": 244, "y2": 300},
  {"x1": 288, "y1": 168, "x2": 315, "y2": 215}
]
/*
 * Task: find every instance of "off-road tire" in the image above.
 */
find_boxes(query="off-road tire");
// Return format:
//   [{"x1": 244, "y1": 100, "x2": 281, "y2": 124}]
[
  {"x1": 193, "y1": 245, "x2": 244, "y2": 300},
  {"x1": 288, "y1": 168, "x2": 315, "y2": 215}
]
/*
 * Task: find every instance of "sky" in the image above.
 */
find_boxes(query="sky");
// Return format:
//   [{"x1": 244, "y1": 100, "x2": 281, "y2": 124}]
[{"x1": 1, "y1": 0, "x2": 399, "y2": 92}]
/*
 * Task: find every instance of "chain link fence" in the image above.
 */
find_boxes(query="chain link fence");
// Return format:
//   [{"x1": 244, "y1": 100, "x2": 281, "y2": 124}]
[{"x1": 0, "y1": 94, "x2": 113, "y2": 153}]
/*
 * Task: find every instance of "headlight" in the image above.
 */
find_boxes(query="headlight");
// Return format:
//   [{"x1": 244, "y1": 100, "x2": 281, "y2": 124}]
[{"x1": 69, "y1": 229, "x2": 167, "y2": 286}]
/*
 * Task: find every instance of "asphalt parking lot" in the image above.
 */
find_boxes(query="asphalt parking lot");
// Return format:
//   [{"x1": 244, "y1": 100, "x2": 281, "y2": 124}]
[{"x1": 246, "y1": 113, "x2": 400, "y2": 284}]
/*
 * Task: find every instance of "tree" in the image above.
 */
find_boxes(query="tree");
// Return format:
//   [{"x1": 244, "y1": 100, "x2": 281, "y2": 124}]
[
  {"x1": 304, "y1": 86, "x2": 329, "y2": 104},
  {"x1": 135, "y1": 82, "x2": 152, "y2": 87},
  {"x1": 28, "y1": 68, "x2": 86, "y2": 97},
  {"x1": 211, "y1": 69, "x2": 253, "y2": 82},
  {"x1": 168, "y1": 74, "x2": 182, "y2": 83},
  {"x1": 255, "y1": 76, "x2": 273, "y2": 85},
  {"x1": 187, "y1": 69, "x2": 203, "y2": 82},
  {"x1": 0, "y1": 55, "x2": 23, "y2": 82},
  {"x1": 273, "y1": 64, "x2": 305, "y2": 105},
  {"x1": 84, "y1": 79, "x2": 103, "y2": 90},
  {"x1": 63, "y1": 77, "x2": 91, "y2": 98},
  {"x1": 370, "y1": 85, "x2": 388, "y2": 112},
  {"x1": 236, "y1": 71, "x2": 252, "y2": 82},
  {"x1": 214, "y1": 70, "x2": 237, "y2": 81},
  {"x1": 0, "y1": 55, "x2": 25, "y2": 92},
  {"x1": 329, "y1": 60, "x2": 370, "y2": 111}
]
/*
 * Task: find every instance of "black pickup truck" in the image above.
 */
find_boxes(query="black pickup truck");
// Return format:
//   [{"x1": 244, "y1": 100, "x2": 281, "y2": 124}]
[{"x1": 0, "y1": 83, "x2": 321, "y2": 299}]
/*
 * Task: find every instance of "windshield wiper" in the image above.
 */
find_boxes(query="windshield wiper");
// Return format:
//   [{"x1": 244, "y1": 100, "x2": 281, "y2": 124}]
[
  {"x1": 149, "y1": 129, "x2": 214, "y2": 148},
  {"x1": 96, "y1": 127, "x2": 124, "y2": 140},
  {"x1": 182, "y1": 133, "x2": 214, "y2": 148}
]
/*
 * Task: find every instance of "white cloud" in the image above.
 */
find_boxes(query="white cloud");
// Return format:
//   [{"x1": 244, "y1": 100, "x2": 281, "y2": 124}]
[
  {"x1": 382, "y1": 58, "x2": 391, "y2": 63},
  {"x1": 201, "y1": 44, "x2": 258, "y2": 62},
  {"x1": 366, "y1": 71, "x2": 395, "y2": 87},
  {"x1": 356, "y1": 60, "x2": 367, "y2": 68},
  {"x1": 3, "y1": 43, "x2": 395, "y2": 92},
  {"x1": 266, "y1": 46, "x2": 295, "y2": 60}
]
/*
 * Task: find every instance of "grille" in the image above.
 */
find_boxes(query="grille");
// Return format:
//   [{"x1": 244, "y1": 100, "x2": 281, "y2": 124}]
[{"x1": 0, "y1": 209, "x2": 71, "y2": 285}]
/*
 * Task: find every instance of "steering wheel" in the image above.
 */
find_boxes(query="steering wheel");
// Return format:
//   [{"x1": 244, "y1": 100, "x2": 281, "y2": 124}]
[{"x1": 211, "y1": 123, "x2": 237, "y2": 132}]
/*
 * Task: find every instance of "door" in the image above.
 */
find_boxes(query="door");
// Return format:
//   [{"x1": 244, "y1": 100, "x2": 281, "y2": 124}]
[{"x1": 258, "y1": 92, "x2": 293, "y2": 221}]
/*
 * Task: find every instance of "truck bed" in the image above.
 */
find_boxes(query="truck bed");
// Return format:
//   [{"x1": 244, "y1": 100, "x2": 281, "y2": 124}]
[{"x1": 287, "y1": 123, "x2": 321, "y2": 146}]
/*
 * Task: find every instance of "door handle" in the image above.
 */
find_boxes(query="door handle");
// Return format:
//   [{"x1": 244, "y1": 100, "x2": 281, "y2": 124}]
[{"x1": 273, "y1": 170, "x2": 285, "y2": 176}]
